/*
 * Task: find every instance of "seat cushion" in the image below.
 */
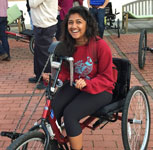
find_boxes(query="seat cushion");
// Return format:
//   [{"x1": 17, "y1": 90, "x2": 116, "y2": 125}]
[
  {"x1": 92, "y1": 99, "x2": 125, "y2": 117},
  {"x1": 128, "y1": 11, "x2": 153, "y2": 19}
]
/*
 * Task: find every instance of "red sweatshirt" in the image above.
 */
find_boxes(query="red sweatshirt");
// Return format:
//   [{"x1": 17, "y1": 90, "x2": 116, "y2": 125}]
[{"x1": 58, "y1": 39, "x2": 117, "y2": 94}]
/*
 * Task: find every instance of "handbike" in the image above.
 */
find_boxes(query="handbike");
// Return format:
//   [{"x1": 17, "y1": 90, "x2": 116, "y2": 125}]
[
  {"x1": 5, "y1": 29, "x2": 34, "y2": 54},
  {"x1": 6, "y1": 4, "x2": 35, "y2": 54},
  {"x1": 138, "y1": 29, "x2": 153, "y2": 69},
  {"x1": 1, "y1": 42, "x2": 151, "y2": 150},
  {"x1": 105, "y1": 2, "x2": 120, "y2": 38}
]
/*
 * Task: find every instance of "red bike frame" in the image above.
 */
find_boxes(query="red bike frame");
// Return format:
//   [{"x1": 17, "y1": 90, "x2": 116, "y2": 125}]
[
  {"x1": 5, "y1": 30, "x2": 31, "y2": 42},
  {"x1": 41, "y1": 94, "x2": 122, "y2": 148},
  {"x1": 42, "y1": 98, "x2": 68, "y2": 144}
]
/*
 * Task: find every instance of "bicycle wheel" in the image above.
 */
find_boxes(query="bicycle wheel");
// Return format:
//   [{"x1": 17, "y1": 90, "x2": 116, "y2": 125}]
[
  {"x1": 138, "y1": 29, "x2": 147, "y2": 69},
  {"x1": 117, "y1": 19, "x2": 120, "y2": 38},
  {"x1": 29, "y1": 36, "x2": 35, "y2": 55},
  {"x1": 122, "y1": 86, "x2": 150, "y2": 150},
  {"x1": 7, "y1": 130, "x2": 52, "y2": 150}
]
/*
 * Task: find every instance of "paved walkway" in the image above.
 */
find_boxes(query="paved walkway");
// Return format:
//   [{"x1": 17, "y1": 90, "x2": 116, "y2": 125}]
[{"x1": 0, "y1": 28, "x2": 153, "y2": 149}]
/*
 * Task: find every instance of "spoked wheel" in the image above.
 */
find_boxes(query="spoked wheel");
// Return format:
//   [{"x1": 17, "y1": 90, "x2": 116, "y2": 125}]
[
  {"x1": 7, "y1": 131, "x2": 53, "y2": 150},
  {"x1": 122, "y1": 86, "x2": 150, "y2": 150},
  {"x1": 117, "y1": 19, "x2": 120, "y2": 38},
  {"x1": 29, "y1": 36, "x2": 35, "y2": 55},
  {"x1": 138, "y1": 29, "x2": 147, "y2": 69}
]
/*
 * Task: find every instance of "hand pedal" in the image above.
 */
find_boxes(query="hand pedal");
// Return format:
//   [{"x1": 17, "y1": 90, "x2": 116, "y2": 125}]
[{"x1": 1, "y1": 131, "x2": 22, "y2": 140}]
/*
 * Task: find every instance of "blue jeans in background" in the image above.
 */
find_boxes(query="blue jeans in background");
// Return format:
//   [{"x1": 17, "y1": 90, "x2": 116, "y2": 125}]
[
  {"x1": 0, "y1": 17, "x2": 10, "y2": 56},
  {"x1": 28, "y1": 11, "x2": 33, "y2": 30},
  {"x1": 89, "y1": 8, "x2": 105, "y2": 38}
]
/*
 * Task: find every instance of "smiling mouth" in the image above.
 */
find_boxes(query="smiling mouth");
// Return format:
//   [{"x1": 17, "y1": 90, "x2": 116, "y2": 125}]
[{"x1": 72, "y1": 30, "x2": 79, "y2": 33}]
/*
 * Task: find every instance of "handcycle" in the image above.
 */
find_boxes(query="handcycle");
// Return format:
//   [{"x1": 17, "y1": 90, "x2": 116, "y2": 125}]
[
  {"x1": 138, "y1": 29, "x2": 153, "y2": 69},
  {"x1": 6, "y1": 4, "x2": 34, "y2": 54},
  {"x1": 105, "y1": 2, "x2": 120, "y2": 38},
  {"x1": 1, "y1": 41, "x2": 151, "y2": 150}
]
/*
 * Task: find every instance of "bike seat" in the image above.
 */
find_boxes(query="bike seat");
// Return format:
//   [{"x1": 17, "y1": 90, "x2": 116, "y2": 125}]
[
  {"x1": 48, "y1": 41, "x2": 61, "y2": 54},
  {"x1": 48, "y1": 41, "x2": 68, "y2": 57},
  {"x1": 20, "y1": 29, "x2": 33, "y2": 37},
  {"x1": 92, "y1": 99, "x2": 125, "y2": 117}
]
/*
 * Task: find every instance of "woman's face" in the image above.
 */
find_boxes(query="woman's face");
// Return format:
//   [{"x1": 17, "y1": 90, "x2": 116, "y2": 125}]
[{"x1": 68, "y1": 13, "x2": 87, "y2": 44}]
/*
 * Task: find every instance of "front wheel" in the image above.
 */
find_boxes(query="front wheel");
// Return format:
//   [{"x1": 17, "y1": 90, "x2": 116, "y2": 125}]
[
  {"x1": 7, "y1": 131, "x2": 52, "y2": 150},
  {"x1": 122, "y1": 86, "x2": 150, "y2": 150}
]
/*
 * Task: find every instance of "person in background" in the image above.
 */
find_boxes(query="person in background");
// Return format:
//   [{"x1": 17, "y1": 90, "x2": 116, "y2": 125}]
[
  {"x1": 29, "y1": 0, "x2": 58, "y2": 89},
  {"x1": 87, "y1": 0, "x2": 109, "y2": 38},
  {"x1": 26, "y1": 0, "x2": 33, "y2": 30},
  {"x1": 55, "y1": 0, "x2": 73, "y2": 41},
  {"x1": 0, "y1": 0, "x2": 10, "y2": 61},
  {"x1": 73, "y1": 0, "x2": 83, "y2": 6},
  {"x1": 43, "y1": 6, "x2": 117, "y2": 150}
]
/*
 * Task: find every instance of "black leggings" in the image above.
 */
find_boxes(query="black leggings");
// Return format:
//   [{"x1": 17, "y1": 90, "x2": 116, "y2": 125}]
[{"x1": 52, "y1": 83, "x2": 112, "y2": 137}]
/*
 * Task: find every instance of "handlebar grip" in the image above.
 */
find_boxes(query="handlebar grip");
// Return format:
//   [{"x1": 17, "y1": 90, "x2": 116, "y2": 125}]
[{"x1": 65, "y1": 57, "x2": 74, "y2": 62}]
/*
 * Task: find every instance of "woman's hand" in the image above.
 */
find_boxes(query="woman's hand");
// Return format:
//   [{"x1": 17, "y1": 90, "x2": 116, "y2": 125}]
[
  {"x1": 42, "y1": 73, "x2": 50, "y2": 83},
  {"x1": 75, "y1": 78, "x2": 87, "y2": 90},
  {"x1": 98, "y1": 6, "x2": 105, "y2": 9}
]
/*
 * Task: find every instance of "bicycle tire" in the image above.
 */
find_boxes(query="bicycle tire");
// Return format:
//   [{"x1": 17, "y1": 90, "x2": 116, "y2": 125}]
[
  {"x1": 7, "y1": 130, "x2": 52, "y2": 150},
  {"x1": 138, "y1": 29, "x2": 147, "y2": 69},
  {"x1": 29, "y1": 36, "x2": 35, "y2": 55},
  {"x1": 122, "y1": 86, "x2": 150, "y2": 150},
  {"x1": 117, "y1": 19, "x2": 120, "y2": 38}
]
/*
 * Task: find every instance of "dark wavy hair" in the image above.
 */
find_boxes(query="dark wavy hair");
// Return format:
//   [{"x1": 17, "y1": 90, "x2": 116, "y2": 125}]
[{"x1": 60, "y1": 6, "x2": 99, "y2": 57}]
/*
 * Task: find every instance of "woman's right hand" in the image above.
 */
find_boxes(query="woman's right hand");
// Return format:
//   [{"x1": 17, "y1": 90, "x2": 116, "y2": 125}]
[{"x1": 75, "y1": 78, "x2": 87, "y2": 90}]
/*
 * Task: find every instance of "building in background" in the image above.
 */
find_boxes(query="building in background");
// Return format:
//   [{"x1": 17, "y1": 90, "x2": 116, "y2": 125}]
[{"x1": 8, "y1": 0, "x2": 136, "y2": 26}]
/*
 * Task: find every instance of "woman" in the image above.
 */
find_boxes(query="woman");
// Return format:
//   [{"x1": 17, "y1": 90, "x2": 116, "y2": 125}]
[{"x1": 43, "y1": 6, "x2": 117, "y2": 150}]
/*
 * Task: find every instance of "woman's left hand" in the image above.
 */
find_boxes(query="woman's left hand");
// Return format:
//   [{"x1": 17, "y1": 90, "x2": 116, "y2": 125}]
[
  {"x1": 75, "y1": 78, "x2": 87, "y2": 90},
  {"x1": 42, "y1": 73, "x2": 50, "y2": 83}
]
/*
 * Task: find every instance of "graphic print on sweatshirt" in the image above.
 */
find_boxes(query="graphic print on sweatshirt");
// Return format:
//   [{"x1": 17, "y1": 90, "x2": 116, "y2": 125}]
[{"x1": 74, "y1": 56, "x2": 93, "y2": 79}]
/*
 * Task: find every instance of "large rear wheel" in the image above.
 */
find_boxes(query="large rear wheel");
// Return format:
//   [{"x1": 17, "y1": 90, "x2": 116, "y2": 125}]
[{"x1": 122, "y1": 86, "x2": 150, "y2": 150}]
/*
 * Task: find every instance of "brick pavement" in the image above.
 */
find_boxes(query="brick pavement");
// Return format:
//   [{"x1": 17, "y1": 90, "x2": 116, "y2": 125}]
[{"x1": 0, "y1": 32, "x2": 153, "y2": 149}]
